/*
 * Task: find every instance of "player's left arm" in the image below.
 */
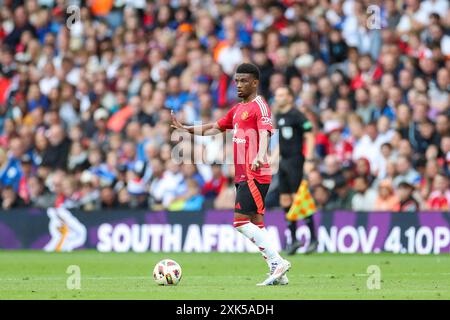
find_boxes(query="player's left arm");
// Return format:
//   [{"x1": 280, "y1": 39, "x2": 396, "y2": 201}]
[
  {"x1": 302, "y1": 116, "x2": 315, "y2": 174},
  {"x1": 252, "y1": 99, "x2": 273, "y2": 171},
  {"x1": 252, "y1": 129, "x2": 270, "y2": 171},
  {"x1": 304, "y1": 132, "x2": 315, "y2": 161}
]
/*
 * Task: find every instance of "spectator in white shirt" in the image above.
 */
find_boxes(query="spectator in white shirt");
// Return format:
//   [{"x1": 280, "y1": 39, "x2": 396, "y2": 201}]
[
  {"x1": 352, "y1": 122, "x2": 382, "y2": 175},
  {"x1": 420, "y1": 0, "x2": 449, "y2": 18},
  {"x1": 39, "y1": 62, "x2": 59, "y2": 96},
  {"x1": 396, "y1": 0, "x2": 429, "y2": 36},
  {"x1": 217, "y1": 21, "x2": 243, "y2": 76},
  {"x1": 352, "y1": 175, "x2": 377, "y2": 211},
  {"x1": 150, "y1": 160, "x2": 185, "y2": 209},
  {"x1": 393, "y1": 155, "x2": 422, "y2": 188}
]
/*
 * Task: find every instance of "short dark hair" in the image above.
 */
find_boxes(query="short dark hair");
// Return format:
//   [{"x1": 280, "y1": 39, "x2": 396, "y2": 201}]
[
  {"x1": 279, "y1": 86, "x2": 295, "y2": 98},
  {"x1": 398, "y1": 181, "x2": 414, "y2": 190},
  {"x1": 235, "y1": 63, "x2": 260, "y2": 80}
]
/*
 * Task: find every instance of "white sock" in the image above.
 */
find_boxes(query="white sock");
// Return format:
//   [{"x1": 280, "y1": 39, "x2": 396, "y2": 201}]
[
  {"x1": 254, "y1": 222, "x2": 273, "y2": 269},
  {"x1": 234, "y1": 218, "x2": 282, "y2": 266}
]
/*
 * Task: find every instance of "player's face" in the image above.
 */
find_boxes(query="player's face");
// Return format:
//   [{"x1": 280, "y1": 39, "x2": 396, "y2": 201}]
[
  {"x1": 235, "y1": 73, "x2": 258, "y2": 99},
  {"x1": 274, "y1": 88, "x2": 291, "y2": 107}
]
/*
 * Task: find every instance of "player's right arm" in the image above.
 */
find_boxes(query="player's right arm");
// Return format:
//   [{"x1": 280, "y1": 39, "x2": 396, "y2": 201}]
[
  {"x1": 171, "y1": 110, "x2": 223, "y2": 136},
  {"x1": 171, "y1": 107, "x2": 236, "y2": 136}
]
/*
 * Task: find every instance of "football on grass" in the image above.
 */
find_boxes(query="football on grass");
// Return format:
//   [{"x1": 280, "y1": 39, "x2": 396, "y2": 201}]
[{"x1": 153, "y1": 259, "x2": 182, "y2": 286}]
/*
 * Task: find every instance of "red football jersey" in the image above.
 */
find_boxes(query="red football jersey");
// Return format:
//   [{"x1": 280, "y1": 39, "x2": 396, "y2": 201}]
[{"x1": 217, "y1": 95, "x2": 273, "y2": 184}]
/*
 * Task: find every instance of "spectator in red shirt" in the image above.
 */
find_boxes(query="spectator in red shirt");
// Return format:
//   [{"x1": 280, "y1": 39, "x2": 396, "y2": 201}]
[
  {"x1": 202, "y1": 163, "x2": 227, "y2": 199},
  {"x1": 323, "y1": 120, "x2": 353, "y2": 163},
  {"x1": 351, "y1": 54, "x2": 383, "y2": 90},
  {"x1": 427, "y1": 173, "x2": 450, "y2": 210},
  {"x1": 355, "y1": 157, "x2": 375, "y2": 186},
  {"x1": 18, "y1": 154, "x2": 34, "y2": 204}
]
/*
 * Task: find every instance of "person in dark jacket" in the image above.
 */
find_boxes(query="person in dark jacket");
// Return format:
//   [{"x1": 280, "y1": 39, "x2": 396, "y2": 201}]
[
  {"x1": 394, "y1": 181, "x2": 420, "y2": 212},
  {"x1": 414, "y1": 118, "x2": 440, "y2": 154},
  {"x1": 1, "y1": 185, "x2": 26, "y2": 209},
  {"x1": 41, "y1": 124, "x2": 71, "y2": 170},
  {"x1": 329, "y1": 175, "x2": 355, "y2": 210},
  {"x1": 4, "y1": 6, "x2": 36, "y2": 49}
]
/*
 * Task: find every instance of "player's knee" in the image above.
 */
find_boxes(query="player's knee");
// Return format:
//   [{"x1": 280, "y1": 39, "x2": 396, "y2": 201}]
[
  {"x1": 233, "y1": 216, "x2": 250, "y2": 231},
  {"x1": 250, "y1": 214, "x2": 263, "y2": 225}
]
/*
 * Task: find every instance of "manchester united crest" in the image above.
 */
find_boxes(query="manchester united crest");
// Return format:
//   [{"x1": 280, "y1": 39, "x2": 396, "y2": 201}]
[{"x1": 241, "y1": 111, "x2": 249, "y2": 120}]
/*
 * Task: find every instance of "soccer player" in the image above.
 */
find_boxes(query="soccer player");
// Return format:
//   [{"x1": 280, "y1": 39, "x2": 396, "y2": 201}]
[
  {"x1": 171, "y1": 63, "x2": 290, "y2": 286},
  {"x1": 274, "y1": 86, "x2": 318, "y2": 255}
]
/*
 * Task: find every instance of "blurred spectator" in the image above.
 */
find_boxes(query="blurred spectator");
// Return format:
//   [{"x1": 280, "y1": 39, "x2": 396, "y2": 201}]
[
  {"x1": 375, "y1": 179, "x2": 399, "y2": 211},
  {"x1": 1, "y1": 136, "x2": 26, "y2": 191},
  {"x1": 322, "y1": 155, "x2": 344, "y2": 191},
  {"x1": 60, "y1": 174, "x2": 81, "y2": 209},
  {"x1": 100, "y1": 186, "x2": 118, "y2": 209},
  {"x1": 354, "y1": 158, "x2": 376, "y2": 186},
  {"x1": 28, "y1": 175, "x2": 55, "y2": 209},
  {"x1": 352, "y1": 176, "x2": 377, "y2": 211},
  {"x1": 313, "y1": 184, "x2": 335, "y2": 211},
  {"x1": 214, "y1": 174, "x2": 236, "y2": 210},
  {"x1": 323, "y1": 119, "x2": 353, "y2": 163},
  {"x1": 41, "y1": 124, "x2": 71, "y2": 170},
  {"x1": 78, "y1": 171, "x2": 101, "y2": 211},
  {"x1": 68, "y1": 141, "x2": 89, "y2": 172},
  {"x1": 202, "y1": 162, "x2": 226, "y2": 199},
  {"x1": 426, "y1": 173, "x2": 450, "y2": 210},
  {"x1": 149, "y1": 159, "x2": 183, "y2": 210},
  {"x1": 393, "y1": 156, "x2": 422, "y2": 188},
  {"x1": 0, "y1": 1, "x2": 447, "y2": 213},
  {"x1": 307, "y1": 169, "x2": 324, "y2": 190},
  {"x1": 181, "y1": 163, "x2": 205, "y2": 190},
  {"x1": 329, "y1": 175, "x2": 355, "y2": 210},
  {"x1": 117, "y1": 187, "x2": 131, "y2": 209},
  {"x1": 1, "y1": 185, "x2": 26, "y2": 209},
  {"x1": 394, "y1": 181, "x2": 420, "y2": 212},
  {"x1": 414, "y1": 117, "x2": 440, "y2": 154},
  {"x1": 376, "y1": 143, "x2": 396, "y2": 180},
  {"x1": 168, "y1": 178, "x2": 204, "y2": 211},
  {"x1": 17, "y1": 154, "x2": 33, "y2": 203}
]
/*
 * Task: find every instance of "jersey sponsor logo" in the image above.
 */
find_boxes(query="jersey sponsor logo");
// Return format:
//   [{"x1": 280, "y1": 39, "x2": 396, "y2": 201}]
[
  {"x1": 260, "y1": 116, "x2": 272, "y2": 125},
  {"x1": 232, "y1": 137, "x2": 246, "y2": 144},
  {"x1": 241, "y1": 111, "x2": 249, "y2": 120}
]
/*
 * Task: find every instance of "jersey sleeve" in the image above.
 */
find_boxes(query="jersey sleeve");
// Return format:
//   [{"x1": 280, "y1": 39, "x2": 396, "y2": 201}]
[
  {"x1": 299, "y1": 112, "x2": 313, "y2": 133},
  {"x1": 216, "y1": 105, "x2": 236, "y2": 130},
  {"x1": 254, "y1": 97, "x2": 273, "y2": 133}
]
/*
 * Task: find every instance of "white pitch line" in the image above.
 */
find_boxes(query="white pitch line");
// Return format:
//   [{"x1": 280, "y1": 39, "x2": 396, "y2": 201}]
[{"x1": 0, "y1": 273, "x2": 449, "y2": 282}]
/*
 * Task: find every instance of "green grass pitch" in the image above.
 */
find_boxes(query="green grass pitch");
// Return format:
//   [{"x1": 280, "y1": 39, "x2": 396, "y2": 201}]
[{"x1": 0, "y1": 251, "x2": 449, "y2": 300}]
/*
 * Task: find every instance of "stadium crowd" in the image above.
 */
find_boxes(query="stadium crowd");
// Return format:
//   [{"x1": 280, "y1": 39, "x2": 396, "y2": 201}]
[{"x1": 0, "y1": 0, "x2": 449, "y2": 212}]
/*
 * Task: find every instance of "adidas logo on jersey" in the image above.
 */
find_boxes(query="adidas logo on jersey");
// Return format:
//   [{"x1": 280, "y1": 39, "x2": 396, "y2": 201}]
[{"x1": 260, "y1": 116, "x2": 272, "y2": 125}]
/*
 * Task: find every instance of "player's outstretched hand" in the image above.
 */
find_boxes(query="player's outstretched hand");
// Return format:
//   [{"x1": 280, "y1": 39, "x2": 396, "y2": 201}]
[{"x1": 171, "y1": 110, "x2": 188, "y2": 131}]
